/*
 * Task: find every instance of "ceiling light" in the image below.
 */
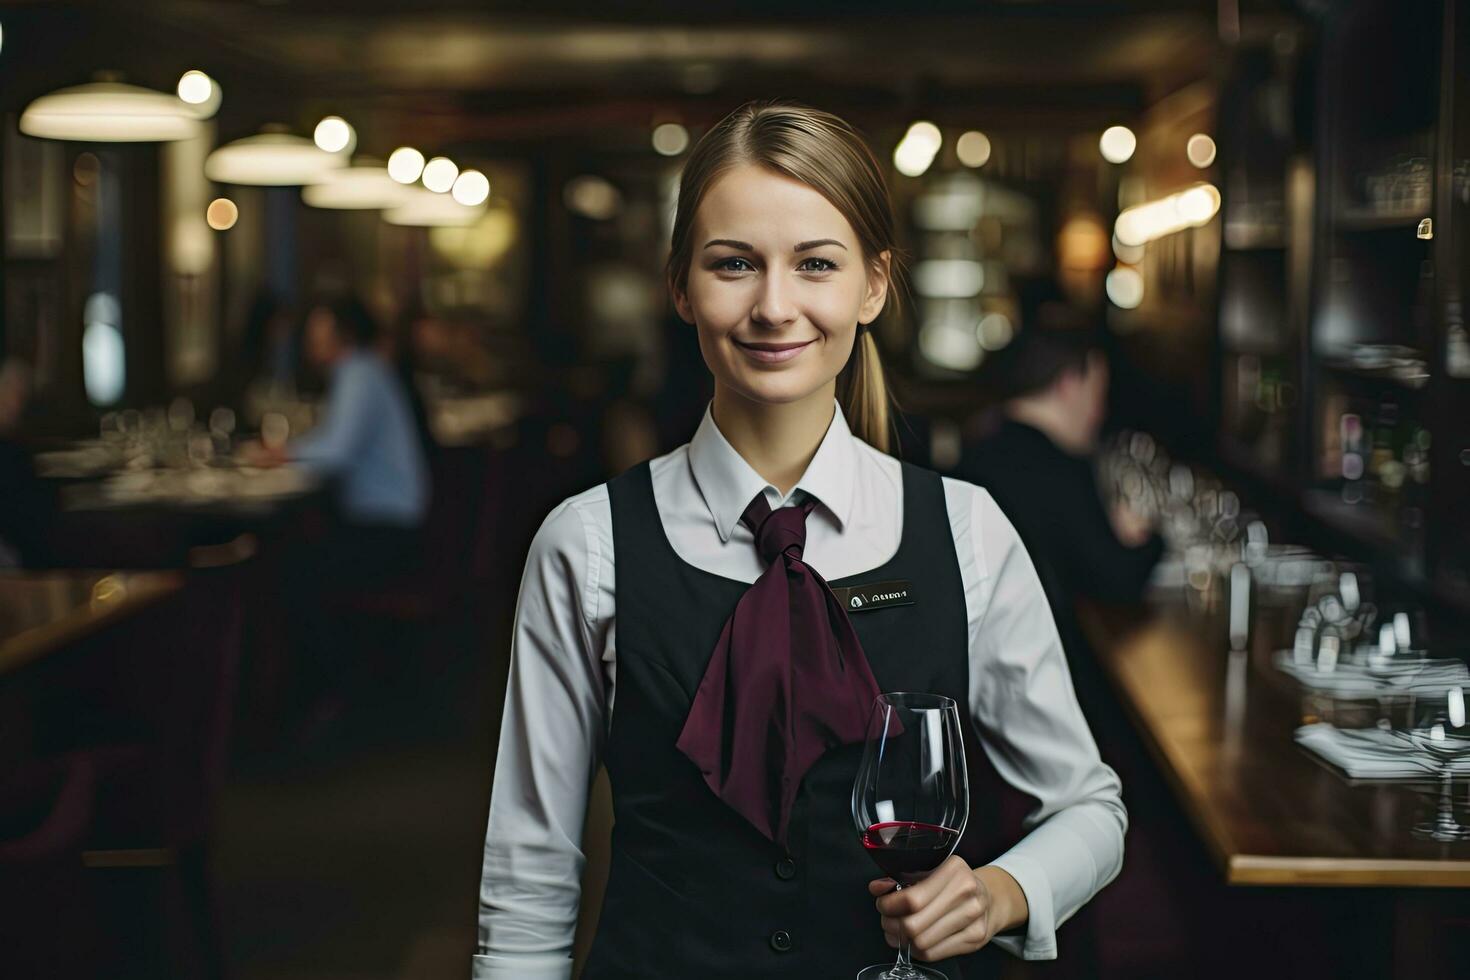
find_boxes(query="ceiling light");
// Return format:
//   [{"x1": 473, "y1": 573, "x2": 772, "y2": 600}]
[
  {"x1": 205, "y1": 128, "x2": 345, "y2": 185},
  {"x1": 422, "y1": 156, "x2": 458, "y2": 193},
  {"x1": 1099, "y1": 125, "x2": 1137, "y2": 164},
  {"x1": 387, "y1": 147, "x2": 425, "y2": 184},
  {"x1": 20, "y1": 78, "x2": 197, "y2": 142},
  {"x1": 383, "y1": 187, "x2": 486, "y2": 227},
  {"x1": 313, "y1": 115, "x2": 354, "y2": 154},
  {"x1": 451, "y1": 169, "x2": 490, "y2": 207},
  {"x1": 956, "y1": 131, "x2": 992, "y2": 168},
  {"x1": 301, "y1": 161, "x2": 412, "y2": 209}
]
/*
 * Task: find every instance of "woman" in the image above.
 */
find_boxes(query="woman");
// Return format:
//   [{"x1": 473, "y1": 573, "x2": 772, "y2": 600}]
[{"x1": 475, "y1": 101, "x2": 1125, "y2": 979}]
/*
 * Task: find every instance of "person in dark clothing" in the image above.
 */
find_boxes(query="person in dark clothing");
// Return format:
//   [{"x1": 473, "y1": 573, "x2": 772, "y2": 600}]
[
  {"x1": 957, "y1": 299, "x2": 1209, "y2": 978},
  {"x1": 958, "y1": 316, "x2": 1162, "y2": 640}
]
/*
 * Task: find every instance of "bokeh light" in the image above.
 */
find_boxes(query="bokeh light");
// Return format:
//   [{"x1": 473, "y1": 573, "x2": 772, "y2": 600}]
[
  {"x1": 387, "y1": 146, "x2": 426, "y2": 184},
  {"x1": 1106, "y1": 266, "x2": 1145, "y2": 308},
  {"x1": 1186, "y1": 133, "x2": 1218, "y2": 168},
  {"x1": 1099, "y1": 125, "x2": 1137, "y2": 164},
  {"x1": 313, "y1": 116, "x2": 354, "y2": 154},
  {"x1": 422, "y1": 156, "x2": 458, "y2": 193},
  {"x1": 177, "y1": 70, "x2": 213, "y2": 105},
  {"x1": 956, "y1": 131, "x2": 992, "y2": 168},
  {"x1": 652, "y1": 122, "x2": 690, "y2": 156},
  {"x1": 451, "y1": 169, "x2": 491, "y2": 207},
  {"x1": 205, "y1": 197, "x2": 238, "y2": 230}
]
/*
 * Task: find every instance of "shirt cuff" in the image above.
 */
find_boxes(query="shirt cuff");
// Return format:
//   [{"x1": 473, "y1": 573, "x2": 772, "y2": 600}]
[
  {"x1": 472, "y1": 952, "x2": 573, "y2": 979},
  {"x1": 984, "y1": 852, "x2": 1057, "y2": 960}
]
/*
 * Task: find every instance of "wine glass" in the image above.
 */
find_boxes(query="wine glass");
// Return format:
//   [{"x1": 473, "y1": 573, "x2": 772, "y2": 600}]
[
  {"x1": 851, "y1": 693, "x2": 969, "y2": 980},
  {"x1": 1400, "y1": 679, "x2": 1470, "y2": 842}
]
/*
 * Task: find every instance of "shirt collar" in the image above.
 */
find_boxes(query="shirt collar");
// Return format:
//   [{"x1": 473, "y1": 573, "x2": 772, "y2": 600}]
[{"x1": 688, "y1": 399, "x2": 857, "y2": 543}]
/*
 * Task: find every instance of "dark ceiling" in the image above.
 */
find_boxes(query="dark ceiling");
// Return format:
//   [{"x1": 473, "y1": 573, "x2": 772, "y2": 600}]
[{"x1": 3, "y1": 1, "x2": 1303, "y2": 149}]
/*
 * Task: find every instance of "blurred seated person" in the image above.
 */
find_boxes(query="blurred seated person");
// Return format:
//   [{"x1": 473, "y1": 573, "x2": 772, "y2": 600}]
[
  {"x1": 250, "y1": 295, "x2": 429, "y2": 581},
  {"x1": 956, "y1": 310, "x2": 1162, "y2": 644}
]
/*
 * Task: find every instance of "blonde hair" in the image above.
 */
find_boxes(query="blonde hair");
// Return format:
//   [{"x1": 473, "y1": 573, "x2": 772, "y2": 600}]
[{"x1": 666, "y1": 100, "x2": 906, "y2": 453}]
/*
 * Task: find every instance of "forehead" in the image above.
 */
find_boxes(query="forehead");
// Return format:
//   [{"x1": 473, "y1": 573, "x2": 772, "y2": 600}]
[{"x1": 694, "y1": 164, "x2": 856, "y2": 246}]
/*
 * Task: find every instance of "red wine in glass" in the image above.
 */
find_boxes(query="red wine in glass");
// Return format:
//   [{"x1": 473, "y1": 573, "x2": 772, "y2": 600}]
[
  {"x1": 851, "y1": 693, "x2": 969, "y2": 980},
  {"x1": 861, "y1": 821, "x2": 963, "y2": 886}
]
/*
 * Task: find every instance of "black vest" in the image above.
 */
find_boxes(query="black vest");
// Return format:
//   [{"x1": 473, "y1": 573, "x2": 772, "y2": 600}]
[{"x1": 586, "y1": 458, "x2": 1004, "y2": 980}]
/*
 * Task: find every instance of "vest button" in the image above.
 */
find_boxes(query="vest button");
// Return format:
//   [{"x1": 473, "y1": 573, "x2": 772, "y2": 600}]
[
  {"x1": 774, "y1": 857, "x2": 797, "y2": 880},
  {"x1": 770, "y1": 929, "x2": 793, "y2": 953}
]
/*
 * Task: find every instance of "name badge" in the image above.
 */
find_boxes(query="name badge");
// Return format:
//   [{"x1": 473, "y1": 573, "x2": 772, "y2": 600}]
[{"x1": 831, "y1": 580, "x2": 915, "y2": 613}]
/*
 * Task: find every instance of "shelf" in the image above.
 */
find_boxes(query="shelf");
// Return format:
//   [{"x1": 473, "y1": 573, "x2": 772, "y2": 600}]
[
  {"x1": 1318, "y1": 359, "x2": 1430, "y2": 392},
  {"x1": 1333, "y1": 208, "x2": 1429, "y2": 232}
]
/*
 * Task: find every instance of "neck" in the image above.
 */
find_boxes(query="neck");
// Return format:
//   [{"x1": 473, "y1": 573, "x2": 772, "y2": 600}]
[
  {"x1": 711, "y1": 382, "x2": 837, "y2": 497},
  {"x1": 1005, "y1": 395, "x2": 1088, "y2": 455}
]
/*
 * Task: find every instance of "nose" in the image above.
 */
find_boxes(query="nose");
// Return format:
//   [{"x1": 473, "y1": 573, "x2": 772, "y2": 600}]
[{"x1": 750, "y1": 273, "x2": 798, "y2": 329}]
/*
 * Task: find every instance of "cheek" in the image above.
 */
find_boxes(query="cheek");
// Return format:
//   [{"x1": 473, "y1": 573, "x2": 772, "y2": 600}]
[{"x1": 686, "y1": 276, "x2": 749, "y2": 328}]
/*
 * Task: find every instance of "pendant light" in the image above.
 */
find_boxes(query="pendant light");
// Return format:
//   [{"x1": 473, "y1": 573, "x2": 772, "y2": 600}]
[
  {"x1": 205, "y1": 125, "x2": 345, "y2": 186},
  {"x1": 302, "y1": 159, "x2": 413, "y2": 210},
  {"x1": 382, "y1": 186, "x2": 486, "y2": 227},
  {"x1": 20, "y1": 73, "x2": 196, "y2": 142}
]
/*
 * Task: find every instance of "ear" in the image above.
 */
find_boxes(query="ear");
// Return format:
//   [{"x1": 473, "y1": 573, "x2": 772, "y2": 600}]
[
  {"x1": 857, "y1": 250, "x2": 892, "y2": 325},
  {"x1": 671, "y1": 276, "x2": 696, "y2": 325}
]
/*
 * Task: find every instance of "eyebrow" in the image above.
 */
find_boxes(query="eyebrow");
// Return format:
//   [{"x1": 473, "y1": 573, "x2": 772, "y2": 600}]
[{"x1": 703, "y1": 238, "x2": 849, "y2": 252}]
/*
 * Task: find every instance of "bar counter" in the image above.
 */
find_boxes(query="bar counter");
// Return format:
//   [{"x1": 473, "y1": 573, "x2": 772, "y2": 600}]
[{"x1": 1080, "y1": 599, "x2": 1470, "y2": 887}]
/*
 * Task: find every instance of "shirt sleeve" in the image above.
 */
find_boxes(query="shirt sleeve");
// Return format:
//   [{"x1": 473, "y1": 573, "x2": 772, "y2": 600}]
[
  {"x1": 945, "y1": 479, "x2": 1128, "y2": 961},
  {"x1": 287, "y1": 358, "x2": 375, "y2": 474},
  {"x1": 474, "y1": 495, "x2": 610, "y2": 980}
]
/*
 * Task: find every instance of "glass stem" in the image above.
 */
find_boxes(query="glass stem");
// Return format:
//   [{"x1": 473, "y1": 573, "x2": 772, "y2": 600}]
[
  {"x1": 1437, "y1": 766, "x2": 1458, "y2": 836},
  {"x1": 890, "y1": 882, "x2": 918, "y2": 977}
]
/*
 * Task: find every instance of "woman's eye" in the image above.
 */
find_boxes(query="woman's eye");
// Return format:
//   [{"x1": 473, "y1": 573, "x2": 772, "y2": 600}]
[
  {"x1": 715, "y1": 257, "x2": 754, "y2": 272},
  {"x1": 799, "y1": 257, "x2": 838, "y2": 273}
]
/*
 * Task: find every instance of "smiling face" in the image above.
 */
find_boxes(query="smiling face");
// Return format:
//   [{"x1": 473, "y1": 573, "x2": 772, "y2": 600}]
[{"x1": 672, "y1": 164, "x2": 889, "y2": 408}]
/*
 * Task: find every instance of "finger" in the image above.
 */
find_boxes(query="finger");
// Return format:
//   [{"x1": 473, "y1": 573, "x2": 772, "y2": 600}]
[
  {"x1": 867, "y1": 877, "x2": 897, "y2": 897},
  {"x1": 874, "y1": 882, "x2": 924, "y2": 917},
  {"x1": 912, "y1": 920, "x2": 992, "y2": 964},
  {"x1": 910, "y1": 899, "x2": 988, "y2": 960},
  {"x1": 896, "y1": 860, "x2": 974, "y2": 939},
  {"x1": 887, "y1": 855, "x2": 964, "y2": 917}
]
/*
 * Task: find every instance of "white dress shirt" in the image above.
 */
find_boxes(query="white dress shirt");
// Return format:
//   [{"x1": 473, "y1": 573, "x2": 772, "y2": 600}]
[{"x1": 475, "y1": 399, "x2": 1127, "y2": 978}]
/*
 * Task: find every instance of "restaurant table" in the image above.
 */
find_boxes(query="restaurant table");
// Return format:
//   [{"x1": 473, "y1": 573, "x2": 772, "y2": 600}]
[
  {"x1": 0, "y1": 570, "x2": 184, "y2": 677},
  {"x1": 42, "y1": 464, "x2": 327, "y2": 568},
  {"x1": 1080, "y1": 596, "x2": 1470, "y2": 977}
]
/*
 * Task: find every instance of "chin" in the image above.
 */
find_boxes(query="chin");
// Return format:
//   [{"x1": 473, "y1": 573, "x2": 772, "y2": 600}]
[{"x1": 725, "y1": 370, "x2": 832, "y2": 407}]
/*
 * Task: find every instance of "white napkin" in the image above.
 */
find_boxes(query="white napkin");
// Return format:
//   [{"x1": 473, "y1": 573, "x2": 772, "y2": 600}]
[
  {"x1": 1273, "y1": 650, "x2": 1469, "y2": 697},
  {"x1": 1295, "y1": 723, "x2": 1470, "y2": 780}
]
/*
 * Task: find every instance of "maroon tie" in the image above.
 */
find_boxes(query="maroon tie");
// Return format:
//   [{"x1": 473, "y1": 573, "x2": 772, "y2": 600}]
[{"x1": 676, "y1": 489, "x2": 883, "y2": 845}]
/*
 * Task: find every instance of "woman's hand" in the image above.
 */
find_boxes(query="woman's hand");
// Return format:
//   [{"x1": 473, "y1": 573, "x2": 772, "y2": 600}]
[{"x1": 868, "y1": 858, "x2": 1028, "y2": 961}]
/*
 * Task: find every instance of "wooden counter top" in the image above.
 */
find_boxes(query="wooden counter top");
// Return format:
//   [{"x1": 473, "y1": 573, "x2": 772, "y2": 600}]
[
  {"x1": 0, "y1": 570, "x2": 185, "y2": 677},
  {"x1": 1081, "y1": 600, "x2": 1470, "y2": 887}
]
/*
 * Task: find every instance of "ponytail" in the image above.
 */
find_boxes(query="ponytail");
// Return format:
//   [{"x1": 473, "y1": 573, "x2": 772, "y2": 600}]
[{"x1": 838, "y1": 330, "x2": 898, "y2": 454}]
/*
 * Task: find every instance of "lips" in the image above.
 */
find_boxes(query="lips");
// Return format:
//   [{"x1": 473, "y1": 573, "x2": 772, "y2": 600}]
[{"x1": 734, "y1": 337, "x2": 817, "y2": 364}]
